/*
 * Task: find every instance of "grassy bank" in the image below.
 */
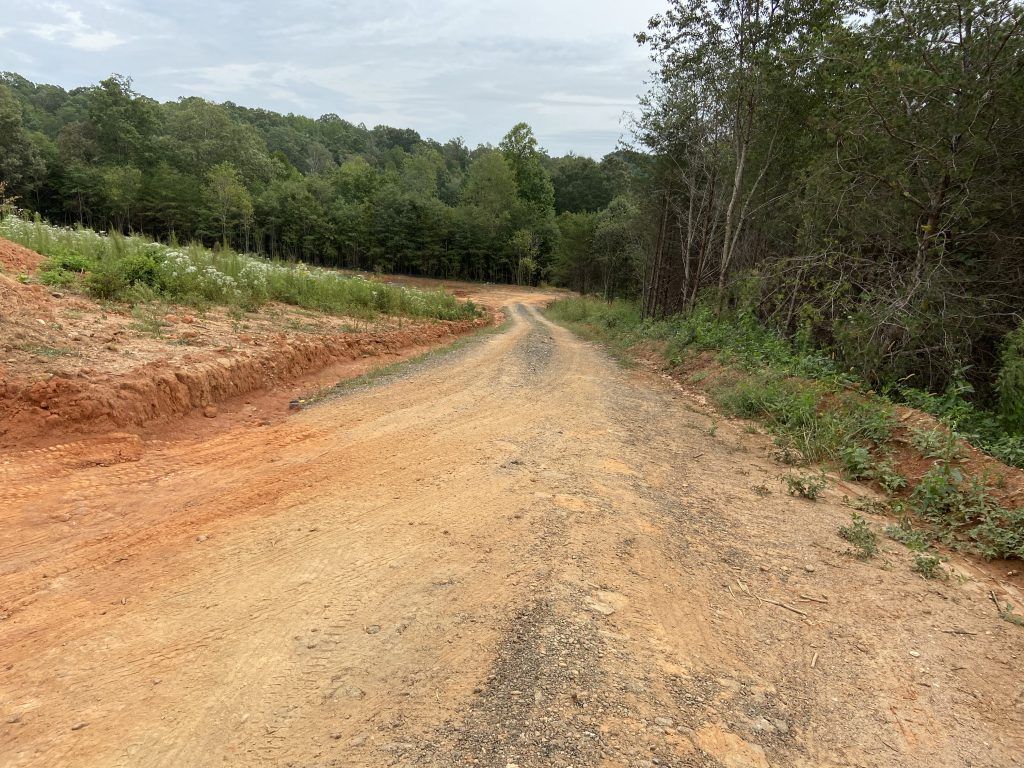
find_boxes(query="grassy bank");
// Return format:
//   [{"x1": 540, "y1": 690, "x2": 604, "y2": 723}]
[
  {"x1": 547, "y1": 296, "x2": 1024, "y2": 562},
  {"x1": 1, "y1": 216, "x2": 477, "y2": 322}
]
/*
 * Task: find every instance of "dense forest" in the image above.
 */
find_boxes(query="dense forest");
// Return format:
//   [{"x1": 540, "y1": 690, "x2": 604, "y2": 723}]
[
  {"x1": 0, "y1": 71, "x2": 641, "y2": 286},
  {"x1": 625, "y1": 0, "x2": 1024, "y2": 415},
  {"x1": 1, "y1": 0, "x2": 1023, "y2": 416}
]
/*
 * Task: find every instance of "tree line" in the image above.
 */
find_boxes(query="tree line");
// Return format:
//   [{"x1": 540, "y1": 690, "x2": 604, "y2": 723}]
[
  {"x1": 625, "y1": 0, "x2": 1024, "y2": 407},
  {"x1": 0, "y1": 72, "x2": 640, "y2": 286}
]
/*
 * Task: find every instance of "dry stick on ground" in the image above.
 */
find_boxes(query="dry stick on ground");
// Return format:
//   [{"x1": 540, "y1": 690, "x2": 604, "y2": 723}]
[
  {"x1": 736, "y1": 580, "x2": 808, "y2": 617},
  {"x1": 798, "y1": 594, "x2": 829, "y2": 604}
]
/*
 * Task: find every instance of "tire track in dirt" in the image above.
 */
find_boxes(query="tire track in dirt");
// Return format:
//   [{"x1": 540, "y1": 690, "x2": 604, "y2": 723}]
[{"x1": 1, "y1": 291, "x2": 1022, "y2": 768}]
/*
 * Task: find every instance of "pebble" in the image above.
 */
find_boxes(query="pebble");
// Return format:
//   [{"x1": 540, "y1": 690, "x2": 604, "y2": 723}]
[
  {"x1": 654, "y1": 716, "x2": 674, "y2": 727},
  {"x1": 202, "y1": 405, "x2": 218, "y2": 418},
  {"x1": 365, "y1": 625, "x2": 381, "y2": 635},
  {"x1": 909, "y1": 650, "x2": 920, "y2": 658},
  {"x1": 804, "y1": 565, "x2": 816, "y2": 573},
  {"x1": 70, "y1": 722, "x2": 88, "y2": 731},
  {"x1": 196, "y1": 534, "x2": 208, "y2": 543}
]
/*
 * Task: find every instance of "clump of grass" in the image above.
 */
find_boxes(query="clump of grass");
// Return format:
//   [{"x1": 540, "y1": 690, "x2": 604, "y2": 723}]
[
  {"x1": 1, "y1": 216, "x2": 477, "y2": 322},
  {"x1": 785, "y1": 471, "x2": 827, "y2": 500},
  {"x1": 839, "y1": 513, "x2": 878, "y2": 559}
]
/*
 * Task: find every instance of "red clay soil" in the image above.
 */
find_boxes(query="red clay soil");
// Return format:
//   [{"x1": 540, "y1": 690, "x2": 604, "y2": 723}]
[
  {"x1": 0, "y1": 238, "x2": 44, "y2": 274},
  {"x1": 0, "y1": 245, "x2": 494, "y2": 450}
]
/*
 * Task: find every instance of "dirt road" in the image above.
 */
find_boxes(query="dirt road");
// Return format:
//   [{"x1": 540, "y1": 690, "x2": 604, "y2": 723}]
[{"x1": 1, "y1": 290, "x2": 1022, "y2": 768}]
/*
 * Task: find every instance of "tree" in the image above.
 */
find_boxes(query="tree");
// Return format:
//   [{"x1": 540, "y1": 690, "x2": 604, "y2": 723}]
[
  {"x1": 499, "y1": 122, "x2": 556, "y2": 210},
  {"x1": 205, "y1": 162, "x2": 253, "y2": 248}
]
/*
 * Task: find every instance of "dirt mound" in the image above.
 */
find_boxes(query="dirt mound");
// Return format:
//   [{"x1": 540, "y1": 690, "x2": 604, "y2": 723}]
[
  {"x1": 0, "y1": 237, "x2": 44, "y2": 273},
  {"x1": 0, "y1": 314, "x2": 489, "y2": 448}
]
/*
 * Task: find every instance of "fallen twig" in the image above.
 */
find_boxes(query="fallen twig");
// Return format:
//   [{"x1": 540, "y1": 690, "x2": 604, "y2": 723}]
[
  {"x1": 798, "y1": 594, "x2": 829, "y2": 604},
  {"x1": 810, "y1": 652, "x2": 818, "y2": 669},
  {"x1": 735, "y1": 580, "x2": 808, "y2": 617},
  {"x1": 940, "y1": 629, "x2": 977, "y2": 636}
]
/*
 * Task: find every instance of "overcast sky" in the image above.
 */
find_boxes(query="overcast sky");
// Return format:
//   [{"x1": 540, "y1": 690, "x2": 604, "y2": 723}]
[{"x1": 0, "y1": 0, "x2": 663, "y2": 157}]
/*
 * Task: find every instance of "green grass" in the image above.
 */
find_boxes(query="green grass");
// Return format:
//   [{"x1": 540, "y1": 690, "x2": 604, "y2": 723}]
[
  {"x1": 2, "y1": 215, "x2": 477, "y2": 322},
  {"x1": 547, "y1": 294, "x2": 1024, "y2": 561}
]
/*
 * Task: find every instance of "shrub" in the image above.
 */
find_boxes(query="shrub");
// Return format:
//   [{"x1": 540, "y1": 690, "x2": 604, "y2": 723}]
[
  {"x1": 840, "y1": 444, "x2": 873, "y2": 480},
  {"x1": 913, "y1": 553, "x2": 945, "y2": 579},
  {"x1": 839, "y1": 513, "x2": 878, "y2": 559},
  {"x1": 997, "y1": 323, "x2": 1024, "y2": 433},
  {"x1": 785, "y1": 471, "x2": 827, "y2": 500}
]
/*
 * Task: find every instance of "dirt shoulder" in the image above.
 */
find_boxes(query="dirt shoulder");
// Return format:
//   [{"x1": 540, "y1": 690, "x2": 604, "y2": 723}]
[{"x1": 0, "y1": 241, "x2": 507, "y2": 450}]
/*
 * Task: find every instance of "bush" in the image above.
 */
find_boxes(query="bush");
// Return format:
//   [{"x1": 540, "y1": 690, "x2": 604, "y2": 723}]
[
  {"x1": 785, "y1": 471, "x2": 827, "y2": 500},
  {"x1": 997, "y1": 323, "x2": 1024, "y2": 433},
  {"x1": 839, "y1": 513, "x2": 878, "y2": 559}
]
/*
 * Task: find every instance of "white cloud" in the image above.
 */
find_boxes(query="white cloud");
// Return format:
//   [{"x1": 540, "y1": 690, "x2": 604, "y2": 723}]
[
  {"x1": 29, "y1": 3, "x2": 124, "y2": 52},
  {"x1": 2, "y1": 0, "x2": 662, "y2": 156}
]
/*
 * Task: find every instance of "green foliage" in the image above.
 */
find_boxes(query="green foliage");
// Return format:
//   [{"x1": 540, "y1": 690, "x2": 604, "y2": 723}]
[
  {"x1": 869, "y1": 458, "x2": 907, "y2": 494},
  {"x1": 839, "y1": 445, "x2": 873, "y2": 480},
  {"x1": 838, "y1": 513, "x2": 878, "y2": 560},
  {"x1": 1, "y1": 217, "x2": 476, "y2": 322},
  {"x1": 785, "y1": 472, "x2": 827, "y2": 500},
  {"x1": 904, "y1": 458, "x2": 1024, "y2": 561},
  {"x1": 997, "y1": 602, "x2": 1024, "y2": 627},
  {"x1": 997, "y1": 323, "x2": 1024, "y2": 434},
  {"x1": 885, "y1": 519, "x2": 930, "y2": 552},
  {"x1": 912, "y1": 553, "x2": 945, "y2": 580}
]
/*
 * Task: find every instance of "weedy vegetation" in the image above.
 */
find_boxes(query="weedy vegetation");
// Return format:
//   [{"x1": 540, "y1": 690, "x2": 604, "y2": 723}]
[
  {"x1": 785, "y1": 472, "x2": 827, "y2": 500},
  {"x1": 2, "y1": 217, "x2": 477, "y2": 323},
  {"x1": 839, "y1": 513, "x2": 878, "y2": 560},
  {"x1": 547, "y1": 296, "x2": 1024, "y2": 563}
]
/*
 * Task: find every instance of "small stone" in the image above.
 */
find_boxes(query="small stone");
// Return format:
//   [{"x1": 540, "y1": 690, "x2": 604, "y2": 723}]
[
  {"x1": 909, "y1": 650, "x2": 920, "y2": 658},
  {"x1": 202, "y1": 405, "x2": 218, "y2": 418},
  {"x1": 51, "y1": 291, "x2": 64, "y2": 298},
  {"x1": 772, "y1": 719, "x2": 789, "y2": 734},
  {"x1": 70, "y1": 722, "x2": 88, "y2": 731},
  {"x1": 196, "y1": 534, "x2": 208, "y2": 543},
  {"x1": 365, "y1": 625, "x2": 381, "y2": 635},
  {"x1": 803, "y1": 564, "x2": 816, "y2": 573},
  {"x1": 348, "y1": 733, "x2": 367, "y2": 747},
  {"x1": 654, "y1": 716, "x2": 674, "y2": 727}
]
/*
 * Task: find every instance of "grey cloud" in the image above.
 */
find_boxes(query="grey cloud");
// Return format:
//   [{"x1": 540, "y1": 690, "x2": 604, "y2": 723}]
[{"x1": 0, "y1": 0, "x2": 662, "y2": 156}]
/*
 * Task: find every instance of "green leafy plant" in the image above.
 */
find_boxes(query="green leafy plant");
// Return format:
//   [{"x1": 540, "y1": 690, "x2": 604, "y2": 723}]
[
  {"x1": 839, "y1": 444, "x2": 873, "y2": 480},
  {"x1": 839, "y1": 513, "x2": 878, "y2": 560},
  {"x1": 912, "y1": 553, "x2": 944, "y2": 579},
  {"x1": 885, "y1": 519, "x2": 929, "y2": 552},
  {"x1": 869, "y1": 456, "x2": 907, "y2": 493},
  {"x1": 785, "y1": 471, "x2": 827, "y2": 500}
]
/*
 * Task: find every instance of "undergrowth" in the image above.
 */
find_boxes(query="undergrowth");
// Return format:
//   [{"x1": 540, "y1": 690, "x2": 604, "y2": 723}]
[
  {"x1": 547, "y1": 295, "x2": 1024, "y2": 561},
  {"x1": 2, "y1": 215, "x2": 476, "y2": 322}
]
